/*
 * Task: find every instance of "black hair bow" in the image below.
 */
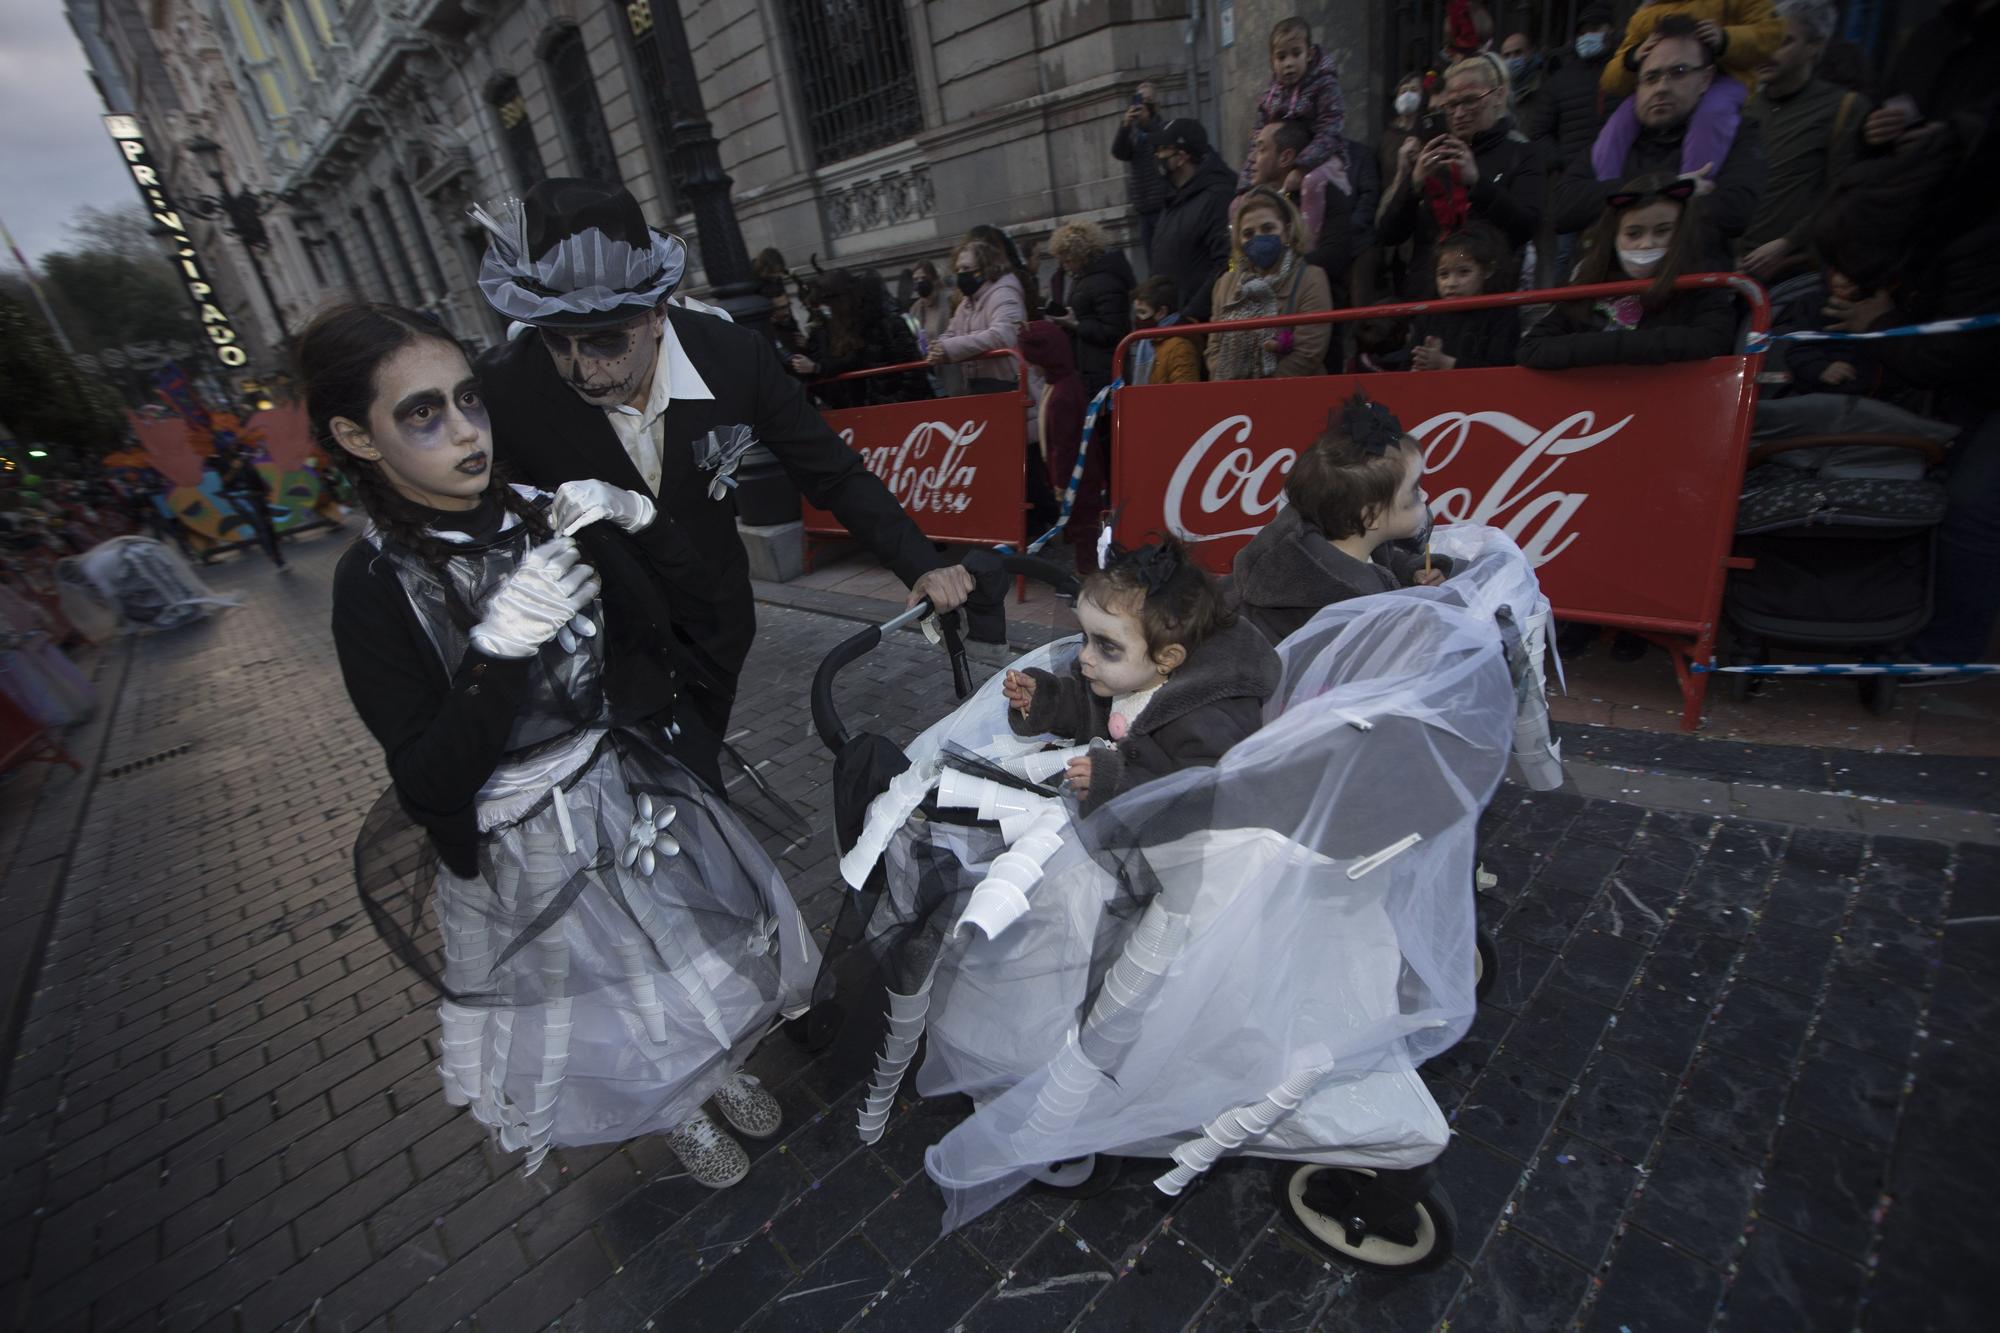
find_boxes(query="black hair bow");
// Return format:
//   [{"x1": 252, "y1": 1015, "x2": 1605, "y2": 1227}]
[
  {"x1": 1338, "y1": 391, "x2": 1405, "y2": 457},
  {"x1": 1103, "y1": 539, "x2": 1185, "y2": 599}
]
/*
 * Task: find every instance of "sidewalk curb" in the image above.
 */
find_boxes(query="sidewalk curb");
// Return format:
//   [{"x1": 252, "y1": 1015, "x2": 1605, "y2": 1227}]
[
  {"x1": 757, "y1": 580, "x2": 2000, "y2": 844},
  {"x1": 0, "y1": 635, "x2": 136, "y2": 1102}
]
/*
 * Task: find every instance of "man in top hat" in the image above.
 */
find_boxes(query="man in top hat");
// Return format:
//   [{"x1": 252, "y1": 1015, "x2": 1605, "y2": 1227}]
[{"x1": 472, "y1": 179, "x2": 973, "y2": 787}]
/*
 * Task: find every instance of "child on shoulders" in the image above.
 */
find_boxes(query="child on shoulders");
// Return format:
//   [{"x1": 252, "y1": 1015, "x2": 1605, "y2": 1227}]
[
  {"x1": 1233, "y1": 393, "x2": 1448, "y2": 644},
  {"x1": 1002, "y1": 538, "x2": 1278, "y2": 814}
]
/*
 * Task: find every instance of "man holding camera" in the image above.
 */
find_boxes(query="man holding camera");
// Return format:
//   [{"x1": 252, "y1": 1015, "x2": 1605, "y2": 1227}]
[{"x1": 1111, "y1": 81, "x2": 1167, "y2": 265}]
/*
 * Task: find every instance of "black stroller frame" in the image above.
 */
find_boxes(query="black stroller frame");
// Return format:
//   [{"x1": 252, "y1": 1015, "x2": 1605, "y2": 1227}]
[{"x1": 801, "y1": 554, "x2": 1465, "y2": 1272}]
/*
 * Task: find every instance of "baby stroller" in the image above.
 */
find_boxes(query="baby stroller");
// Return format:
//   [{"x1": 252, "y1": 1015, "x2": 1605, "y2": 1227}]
[
  {"x1": 1726, "y1": 396, "x2": 1953, "y2": 715},
  {"x1": 815, "y1": 530, "x2": 1559, "y2": 1272}
]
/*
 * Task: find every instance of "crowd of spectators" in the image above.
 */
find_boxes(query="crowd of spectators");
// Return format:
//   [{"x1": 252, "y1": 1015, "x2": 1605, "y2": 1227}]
[{"x1": 764, "y1": 0, "x2": 1997, "y2": 651}]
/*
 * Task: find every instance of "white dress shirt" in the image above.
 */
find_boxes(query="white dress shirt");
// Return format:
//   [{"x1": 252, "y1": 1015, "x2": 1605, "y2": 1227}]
[{"x1": 606, "y1": 317, "x2": 716, "y2": 496}]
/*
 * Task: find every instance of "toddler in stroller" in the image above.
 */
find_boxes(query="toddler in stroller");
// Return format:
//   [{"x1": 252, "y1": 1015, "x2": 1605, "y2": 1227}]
[{"x1": 820, "y1": 528, "x2": 1561, "y2": 1271}]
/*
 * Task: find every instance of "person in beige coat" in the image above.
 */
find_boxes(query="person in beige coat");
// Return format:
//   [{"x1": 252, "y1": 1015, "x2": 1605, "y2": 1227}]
[{"x1": 1205, "y1": 186, "x2": 1333, "y2": 380}]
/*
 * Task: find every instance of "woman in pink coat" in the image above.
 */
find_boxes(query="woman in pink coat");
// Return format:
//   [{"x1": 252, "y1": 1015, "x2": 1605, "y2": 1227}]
[{"x1": 927, "y1": 235, "x2": 1028, "y2": 394}]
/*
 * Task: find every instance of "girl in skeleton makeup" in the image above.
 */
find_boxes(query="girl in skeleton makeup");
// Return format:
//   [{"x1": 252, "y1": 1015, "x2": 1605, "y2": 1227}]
[
  {"x1": 1001, "y1": 537, "x2": 1280, "y2": 814},
  {"x1": 315, "y1": 303, "x2": 819, "y2": 1190}
]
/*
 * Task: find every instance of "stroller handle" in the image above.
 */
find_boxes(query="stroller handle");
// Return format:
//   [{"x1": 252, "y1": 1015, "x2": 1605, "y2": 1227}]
[{"x1": 810, "y1": 555, "x2": 1084, "y2": 755}]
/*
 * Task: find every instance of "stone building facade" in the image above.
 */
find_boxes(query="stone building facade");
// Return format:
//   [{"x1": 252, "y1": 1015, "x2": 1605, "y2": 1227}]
[{"x1": 75, "y1": 0, "x2": 1560, "y2": 365}]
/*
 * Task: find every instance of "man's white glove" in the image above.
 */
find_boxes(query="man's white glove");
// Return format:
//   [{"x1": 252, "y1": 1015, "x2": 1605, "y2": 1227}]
[
  {"x1": 549, "y1": 479, "x2": 655, "y2": 537},
  {"x1": 468, "y1": 537, "x2": 600, "y2": 659}
]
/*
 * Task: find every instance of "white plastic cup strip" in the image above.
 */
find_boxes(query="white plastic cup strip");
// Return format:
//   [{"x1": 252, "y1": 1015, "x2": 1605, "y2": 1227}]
[{"x1": 1347, "y1": 832, "x2": 1423, "y2": 880}]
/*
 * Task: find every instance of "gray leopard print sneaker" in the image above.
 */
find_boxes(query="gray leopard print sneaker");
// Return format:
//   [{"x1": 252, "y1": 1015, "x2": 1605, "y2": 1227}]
[
  {"x1": 710, "y1": 1072, "x2": 784, "y2": 1140},
  {"x1": 662, "y1": 1109, "x2": 750, "y2": 1189}
]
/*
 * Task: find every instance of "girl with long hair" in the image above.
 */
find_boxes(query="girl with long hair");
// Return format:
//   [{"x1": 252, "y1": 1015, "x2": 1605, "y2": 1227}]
[
  {"x1": 313, "y1": 303, "x2": 818, "y2": 1190},
  {"x1": 1518, "y1": 172, "x2": 1737, "y2": 367}
]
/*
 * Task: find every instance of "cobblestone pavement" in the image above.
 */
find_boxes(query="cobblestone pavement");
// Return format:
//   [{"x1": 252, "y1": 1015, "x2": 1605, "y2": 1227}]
[{"x1": 1, "y1": 529, "x2": 1994, "y2": 1332}]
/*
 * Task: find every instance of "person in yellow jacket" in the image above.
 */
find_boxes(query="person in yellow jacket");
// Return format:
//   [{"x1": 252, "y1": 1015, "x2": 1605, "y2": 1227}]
[{"x1": 1590, "y1": 3, "x2": 1781, "y2": 182}]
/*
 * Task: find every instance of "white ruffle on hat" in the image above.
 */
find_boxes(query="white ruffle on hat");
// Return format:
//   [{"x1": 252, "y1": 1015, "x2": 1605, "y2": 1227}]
[{"x1": 470, "y1": 179, "x2": 687, "y2": 328}]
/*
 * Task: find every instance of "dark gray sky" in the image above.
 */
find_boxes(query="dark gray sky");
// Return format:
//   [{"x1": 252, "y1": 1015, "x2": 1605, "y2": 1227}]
[{"x1": 0, "y1": 2, "x2": 146, "y2": 266}]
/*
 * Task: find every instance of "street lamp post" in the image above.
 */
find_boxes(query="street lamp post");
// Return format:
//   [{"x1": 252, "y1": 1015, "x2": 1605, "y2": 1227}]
[
  {"x1": 183, "y1": 136, "x2": 287, "y2": 357},
  {"x1": 641, "y1": 7, "x2": 771, "y2": 340}
]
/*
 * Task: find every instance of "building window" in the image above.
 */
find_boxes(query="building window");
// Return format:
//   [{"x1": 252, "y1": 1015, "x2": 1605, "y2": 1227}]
[
  {"x1": 617, "y1": 0, "x2": 683, "y2": 195},
  {"x1": 324, "y1": 229, "x2": 361, "y2": 296},
  {"x1": 350, "y1": 206, "x2": 402, "y2": 302},
  {"x1": 780, "y1": 0, "x2": 922, "y2": 166},
  {"x1": 371, "y1": 188, "x2": 428, "y2": 305},
  {"x1": 540, "y1": 25, "x2": 622, "y2": 183},
  {"x1": 487, "y1": 76, "x2": 547, "y2": 188},
  {"x1": 394, "y1": 171, "x2": 449, "y2": 300}
]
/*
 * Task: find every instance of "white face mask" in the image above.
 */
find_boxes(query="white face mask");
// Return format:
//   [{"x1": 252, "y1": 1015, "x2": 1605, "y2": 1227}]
[
  {"x1": 1394, "y1": 91, "x2": 1421, "y2": 115},
  {"x1": 1617, "y1": 246, "x2": 1669, "y2": 276}
]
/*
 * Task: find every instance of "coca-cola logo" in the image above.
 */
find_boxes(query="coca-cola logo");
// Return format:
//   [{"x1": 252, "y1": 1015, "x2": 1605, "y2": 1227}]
[
  {"x1": 838, "y1": 420, "x2": 984, "y2": 515},
  {"x1": 1161, "y1": 408, "x2": 1631, "y2": 565}
]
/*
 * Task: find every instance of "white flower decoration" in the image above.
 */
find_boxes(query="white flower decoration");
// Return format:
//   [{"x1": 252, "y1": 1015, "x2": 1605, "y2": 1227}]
[
  {"x1": 694, "y1": 425, "x2": 759, "y2": 502},
  {"x1": 745, "y1": 916, "x2": 777, "y2": 957},
  {"x1": 620, "y1": 795, "x2": 680, "y2": 875}
]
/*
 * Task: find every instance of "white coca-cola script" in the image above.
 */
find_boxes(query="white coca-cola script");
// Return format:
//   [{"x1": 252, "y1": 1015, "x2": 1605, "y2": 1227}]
[
  {"x1": 1161, "y1": 408, "x2": 1631, "y2": 565},
  {"x1": 839, "y1": 420, "x2": 983, "y2": 515}
]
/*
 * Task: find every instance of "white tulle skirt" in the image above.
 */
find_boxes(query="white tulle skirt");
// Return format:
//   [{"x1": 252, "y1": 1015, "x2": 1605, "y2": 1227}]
[{"x1": 429, "y1": 733, "x2": 819, "y2": 1172}]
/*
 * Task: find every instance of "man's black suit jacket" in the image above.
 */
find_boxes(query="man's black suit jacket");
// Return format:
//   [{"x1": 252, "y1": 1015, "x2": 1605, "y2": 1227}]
[{"x1": 477, "y1": 307, "x2": 944, "y2": 701}]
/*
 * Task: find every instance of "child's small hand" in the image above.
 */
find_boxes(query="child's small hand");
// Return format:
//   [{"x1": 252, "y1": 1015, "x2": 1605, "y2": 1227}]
[
  {"x1": 1064, "y1": 755, "x2": 1093, "y2": 799},
  {"x1": 1693, "y1": 19, "x2": 1724, "y2": 52},
  {"x1": 1281, "y1": 166, "x2": 1305, "y2": 195},
  {"x1": 1411, "y1": 336, "x2": 1456, "y2": 372},
  {"x1": 1415, "y1": 567, "x2": 1446, "y2": 587},
  {"x1": 1821, "y1": 360, "x2": 1858, "y2": 386},
  {"x1": 1002, "y1": 669, "x2": 1037, "y2": 714}
]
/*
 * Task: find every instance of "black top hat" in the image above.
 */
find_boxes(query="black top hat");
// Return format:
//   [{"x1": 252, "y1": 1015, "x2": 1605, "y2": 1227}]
[
  {"x1": 472, "y1": 177, "x2": 687, "y2": 328},
  {"x1": 521, "y1": 178, "x2": 649, "y2": 260}
]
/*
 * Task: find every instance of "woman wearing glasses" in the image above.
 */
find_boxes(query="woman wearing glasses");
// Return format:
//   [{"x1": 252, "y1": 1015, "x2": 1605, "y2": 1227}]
[{"x1": 1377, "y1": 52, "x2": 1545, "y2": 297}]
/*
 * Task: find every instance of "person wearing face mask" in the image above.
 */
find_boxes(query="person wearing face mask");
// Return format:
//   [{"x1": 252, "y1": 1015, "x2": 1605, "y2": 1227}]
[
  {"x1": 927, "y1": 235, "x2": 1029, "y2": 393},
  {"x1": 471, "y1": 179, "x2": 973, "y2": 791},
  {"x1": 1501, "y1": 33, "x2": 1548, "y2": 130},
  {"x1": 1126, "y1": 276, "x2": 1202, "y2": 385},
  {"x1": 1523, "y1": 174, "x2": 1736, "y2": 665},
  {"x1": 1535, "y1": 7, "x2": 1619, "y2": 173},
  {"x1": 1519, "y1": 173, "x2": 1737, "y2": 368},
  {"x1": 1146, "y1": 118, "x2": 1239, "y2": 325},
  {"x1": 1378, "y1": 53, "x2": 1545, "y2": 298},
  {"x1": 1205, "y1": 186, "x2": 1332, "y2": 381},
  {"x1": 906, "y1": 259, "x2": 961, "y2": 395}
]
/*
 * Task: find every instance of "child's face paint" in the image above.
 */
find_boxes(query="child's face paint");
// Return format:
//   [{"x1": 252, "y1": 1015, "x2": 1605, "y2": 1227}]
[
  {"x1": 333, "y1": 338, "x2": 491, "y2": 511},
  {"x1": 1375, "y1": 442, "x2": 1432, "y2": 543},
  {"x1": 1434, "y1": 253, "x2": 1491, "y2": 299},
  {"x1": 1076, "y1": 594, "x2": 1170, "y2": 698}
]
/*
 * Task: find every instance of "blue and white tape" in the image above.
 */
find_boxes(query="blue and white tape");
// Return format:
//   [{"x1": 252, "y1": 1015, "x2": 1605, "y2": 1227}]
[
  {"x1": 1744, "y1": 311, "x2": 2000, "y2": 353},
  {"x1": 999, "y1": 379, "x2": 1120, "y2": 557},
  {"x1": 1692, "y1": 661, "x2": 1998, "y2": 677}
]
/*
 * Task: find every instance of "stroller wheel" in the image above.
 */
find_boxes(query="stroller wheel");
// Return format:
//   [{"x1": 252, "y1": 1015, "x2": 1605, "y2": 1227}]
[
  {"x1": 1030, "y1": 1154, "x2": 1123, "y2": 1198},
  {"x1": 1275, "y1": 1164, "x2": 1457, "y2": 1273},
  {"x1": 1860, "y1": 675, "x2": 1900, "y2": 717},
  {"x1": 1474, "y1": 930, "x2": 1498, "y2": 1002}
]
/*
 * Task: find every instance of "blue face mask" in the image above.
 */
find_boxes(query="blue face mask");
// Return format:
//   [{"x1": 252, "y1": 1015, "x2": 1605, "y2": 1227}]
[
  {"x1": 1243, "y1": 233, "x2": 1286, "y2": 271},
  {"x1": 1575, "y1": 32, "x2": 1608, "y2": 60}
]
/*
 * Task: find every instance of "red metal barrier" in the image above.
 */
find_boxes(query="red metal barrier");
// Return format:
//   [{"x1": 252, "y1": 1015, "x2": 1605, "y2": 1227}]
[
  {"x1": 801, "y1": 349, "x2": 1032, "y2": 559},
  {"x1": 1108, "y1": 274, "x2": 1771, "y2": 732}
]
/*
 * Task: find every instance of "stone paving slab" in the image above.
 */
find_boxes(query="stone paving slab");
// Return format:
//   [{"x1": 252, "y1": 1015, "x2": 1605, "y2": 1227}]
[{"x1": 0, "y1": 529, "x2": 1993, "y2": 1332}]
